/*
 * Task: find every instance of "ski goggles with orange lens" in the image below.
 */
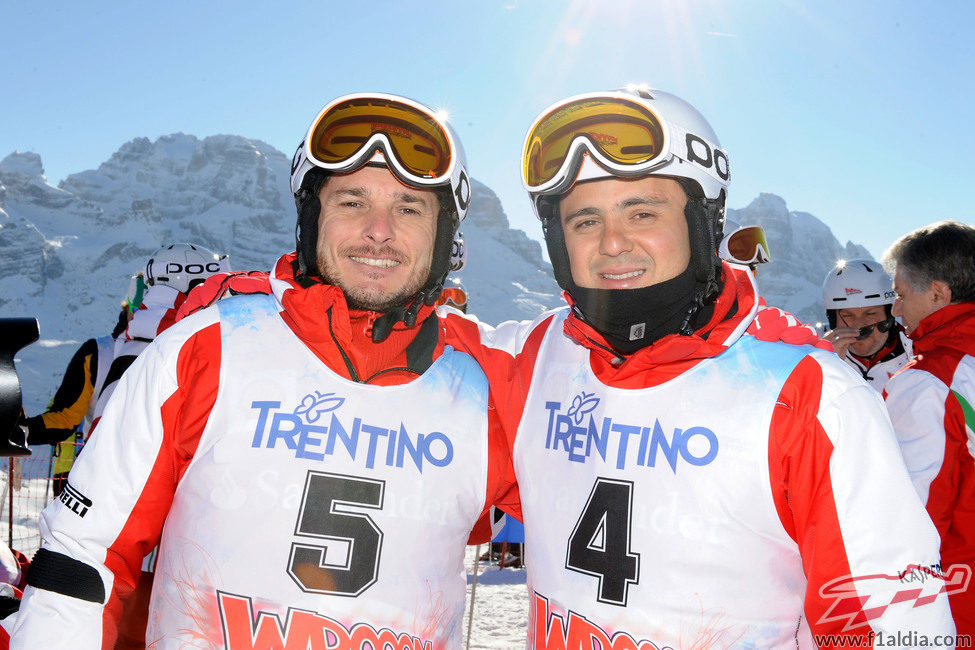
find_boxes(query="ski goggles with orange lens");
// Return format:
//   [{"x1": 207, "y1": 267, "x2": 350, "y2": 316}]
[
  {"x1": 522, "y1": 92, "x2": 728, "y2": 196},
  {"x1": 303, "y1": 94, "x2": 457, "y2": 187},
  {"x1": 722, "y1": 225, "x2": 771, "y2": 266},
  {"x1": 436, "y1": 286, "x2": 468, "y2": 309}
]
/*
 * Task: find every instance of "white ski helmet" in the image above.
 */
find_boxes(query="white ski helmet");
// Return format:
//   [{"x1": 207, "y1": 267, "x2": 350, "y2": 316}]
[
  {"x1": 289, "y1": 93, "x2": 471, "y2": 337},
  {"x1": 291, "y1": 93, "x2": 470, "y2": 223},
  {"x1": 144, "y1": 243, "x2": 231, "y2": 295},
  {"x1": 523, "y1": 86, "x2": 729, "y2": 208},
  {"x1": 822, "y1": 258, "x2": 896, "y2": 328},
  {"x1": 522, "y1": 86, "x2": 730, "y2": 328}
]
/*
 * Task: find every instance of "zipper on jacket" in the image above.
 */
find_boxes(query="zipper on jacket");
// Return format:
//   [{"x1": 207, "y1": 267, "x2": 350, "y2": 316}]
[{"x1": 326, "y1": 307, "x2": 362, "y2": 383}]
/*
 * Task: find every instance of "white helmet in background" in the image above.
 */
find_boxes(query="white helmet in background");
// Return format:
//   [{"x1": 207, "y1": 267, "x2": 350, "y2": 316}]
[
  {"x1": 145, "y1": 243, "x2": 231, "y2": 295},
  {"x1": 435, "y1": 277, "x2": 468, "y2": 313},
  {"x1": 822, "y1": 258, "x2": 896, "y2": 328}
]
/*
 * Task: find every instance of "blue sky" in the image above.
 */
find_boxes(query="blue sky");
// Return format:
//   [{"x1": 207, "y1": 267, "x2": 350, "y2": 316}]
[{"x1": 2, "y1": 0, "x2": 972, "y2": 259}]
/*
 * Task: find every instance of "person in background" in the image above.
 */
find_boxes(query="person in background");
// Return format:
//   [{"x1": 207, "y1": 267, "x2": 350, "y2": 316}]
[
  {"x1": 435, "y1": 232, "x2": 468, "y2": 312},
  {"x1": 882, "y1": 220, "x2": 975, "y2": 637},
  {"x1": 436, "y1": 277, "x2": 469, "y2": 312},
  {"x1": 90, "y1": 243, "x2": 231, "y2": 429},
  {"x1": 821, "y1": 258, "x2": 911, "y2": 393},
  {"x1": 22, "y1": 276, "x2": 144, "y2": 494},
  {"x1": 717, "y1": 218, "x2": 771, "y2": 272}
]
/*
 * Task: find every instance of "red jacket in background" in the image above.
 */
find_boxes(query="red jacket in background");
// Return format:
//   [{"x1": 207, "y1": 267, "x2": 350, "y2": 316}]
[{"x1": 885, "y1": 301, "x2": 975, "y2": 636}]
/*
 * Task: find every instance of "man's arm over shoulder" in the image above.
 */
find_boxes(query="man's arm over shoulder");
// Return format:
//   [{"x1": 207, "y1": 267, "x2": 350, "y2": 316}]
[
  {"x1": 10, "y1": 311, "x2": 223, "y2": 649},
  {"x1": 439, "y1": 306, "x2": 559, "y2": 357},
  {"x1": 441, "y1": 308, "x2": 563, "y2": 525},
  {"x1": 176, "y1": 270, "x2": 272, "y2": 322},
  {"x1": 769, "y1": 350, "x2": 954, "y2": 639}
]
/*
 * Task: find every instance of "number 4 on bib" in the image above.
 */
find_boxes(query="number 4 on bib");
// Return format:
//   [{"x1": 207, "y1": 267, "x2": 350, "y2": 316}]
[{"x1": 566, "y1": 478, "x2": 640, "y2": 606}]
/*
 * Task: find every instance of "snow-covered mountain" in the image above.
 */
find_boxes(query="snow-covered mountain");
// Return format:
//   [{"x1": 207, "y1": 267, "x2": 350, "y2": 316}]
[
  {"x1": 728, "y1": 193, "x2": 872, "y2": 326},
  {"x1": 0, "y1": 135, "x2": 560, "y2": 412},
  {"x1": 1, "y1": 134, "x2": 867, "y2": 413}
]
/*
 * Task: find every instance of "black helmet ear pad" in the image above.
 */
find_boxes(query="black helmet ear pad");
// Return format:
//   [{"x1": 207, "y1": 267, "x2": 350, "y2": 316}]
[
  {"x1": 294, "y1": 169, "x2": 329, "y2": 281},
  {"x1": 536, "y1": 196, "x2": 575, "y2": 294},
  {"x1": 826, "y1": 309, "x2": 838, "y2": 330},
  {"x1": 296, "y1": 195, "x2": 322, "y2": 280},
  {"x1": 422, "y1": 210, "x2": 458, "y2": 305}
]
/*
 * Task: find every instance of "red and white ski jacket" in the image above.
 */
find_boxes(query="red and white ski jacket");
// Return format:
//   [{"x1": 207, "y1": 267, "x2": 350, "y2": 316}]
[
  {"x1": 10, "y1": 254, "x2": 509, "y2": 650},
  {"x1": 884, "y1": 301, "x2": 975, "y2": 637},
  {"x1": 442, "y1": 264, "x2": 956, "y2": 648}
]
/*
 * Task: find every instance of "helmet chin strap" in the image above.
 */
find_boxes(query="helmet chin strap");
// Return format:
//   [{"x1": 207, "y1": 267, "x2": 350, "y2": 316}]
[{"x1": 369, "y1": 290, "x2": 428, "y2": 342}]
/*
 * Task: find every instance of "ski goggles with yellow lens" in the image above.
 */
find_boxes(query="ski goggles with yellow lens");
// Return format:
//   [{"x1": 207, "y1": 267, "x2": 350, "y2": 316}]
[
  {"x1": 721, "y1": 225, "x2": 771, "y2": 266},
  {"x1": 300, "y1": 93, "x2": 458, "y2": 189},
  {"x1": 522, "y1": 92, "x2": 729, "y2": 198}
]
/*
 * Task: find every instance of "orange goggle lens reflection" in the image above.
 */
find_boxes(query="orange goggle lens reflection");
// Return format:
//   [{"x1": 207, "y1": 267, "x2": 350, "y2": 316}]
[
  {"x1": 309, "y1": 97, "x2": 452, "y2": 180},
  {"x1": 436, "y1": 286, "x2": 468, "y2": 308},
  {"x1": 523, "y1": 97, "x2": 666, "y2": 188},
  {"x1": 727, "y1": 226, "x2": 771, "y2": 265}
]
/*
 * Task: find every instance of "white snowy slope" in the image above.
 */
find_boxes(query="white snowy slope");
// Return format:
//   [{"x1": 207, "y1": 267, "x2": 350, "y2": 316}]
[{"x1": 2, "y1": 135, "x2": 868, "y2": 415}]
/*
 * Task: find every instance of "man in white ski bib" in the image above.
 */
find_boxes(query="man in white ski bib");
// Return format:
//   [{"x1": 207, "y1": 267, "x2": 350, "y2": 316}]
[
  {"x1": 447, "y1": 88, "x2": 957, "y2": 647},
  {"x1": 10, "y1": 93, "x2": 509, "y2": 649}
]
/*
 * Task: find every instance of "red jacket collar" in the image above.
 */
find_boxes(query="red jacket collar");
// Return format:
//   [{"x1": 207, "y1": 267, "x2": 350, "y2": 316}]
[
  {"x1": 270, "y1": 252, "x2": 437, "y2": 341},
  {"x1": 909, "y1": 301, "x2": 975, "y2": 356},
  {"x1": 269, "y1": 252, "x2": 442, "y2": 384},
  {"x1": 561, "y1": 263, "x2": 759, "y2": 387}
]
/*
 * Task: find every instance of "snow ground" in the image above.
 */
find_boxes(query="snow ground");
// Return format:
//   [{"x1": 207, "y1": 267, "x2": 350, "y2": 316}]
[{"x1": 463, "y1": 546, "x2": 529, "y2": 649}]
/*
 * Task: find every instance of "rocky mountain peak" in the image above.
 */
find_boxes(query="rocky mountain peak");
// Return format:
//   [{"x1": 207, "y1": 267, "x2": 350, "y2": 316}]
[
  {"x1": 2, "y1": 134, "x2": 871, "y2": 414},
  {"x1": 0, "y1": 151, "x2": 45, "y2": 179}
]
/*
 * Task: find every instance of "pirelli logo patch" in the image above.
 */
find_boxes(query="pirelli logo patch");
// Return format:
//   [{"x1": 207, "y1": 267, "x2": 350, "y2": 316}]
[{"x1": 60, "y1": 483, "x2": 92, "y2": 518}]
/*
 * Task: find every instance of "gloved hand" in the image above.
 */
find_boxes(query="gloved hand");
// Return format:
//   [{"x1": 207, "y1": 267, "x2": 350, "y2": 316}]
[
  {"x1": 747, "y1": 305, "x2": 834, "y2": 351},
  {"x1": 176, "y1": 271, "x2": 272, "y2": 321}
]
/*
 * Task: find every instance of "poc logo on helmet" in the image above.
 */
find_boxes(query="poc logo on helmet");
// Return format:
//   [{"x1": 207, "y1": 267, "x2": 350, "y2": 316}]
[
  {"x1": 685, "y1": 133, "x2": 730, "y2": 182},
  {"x1": 146, "y1": 243, "x2": 230, "y2": 294},
  {"x1": 165, "y1": 262, "x2": 225, "y2": 275}
]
